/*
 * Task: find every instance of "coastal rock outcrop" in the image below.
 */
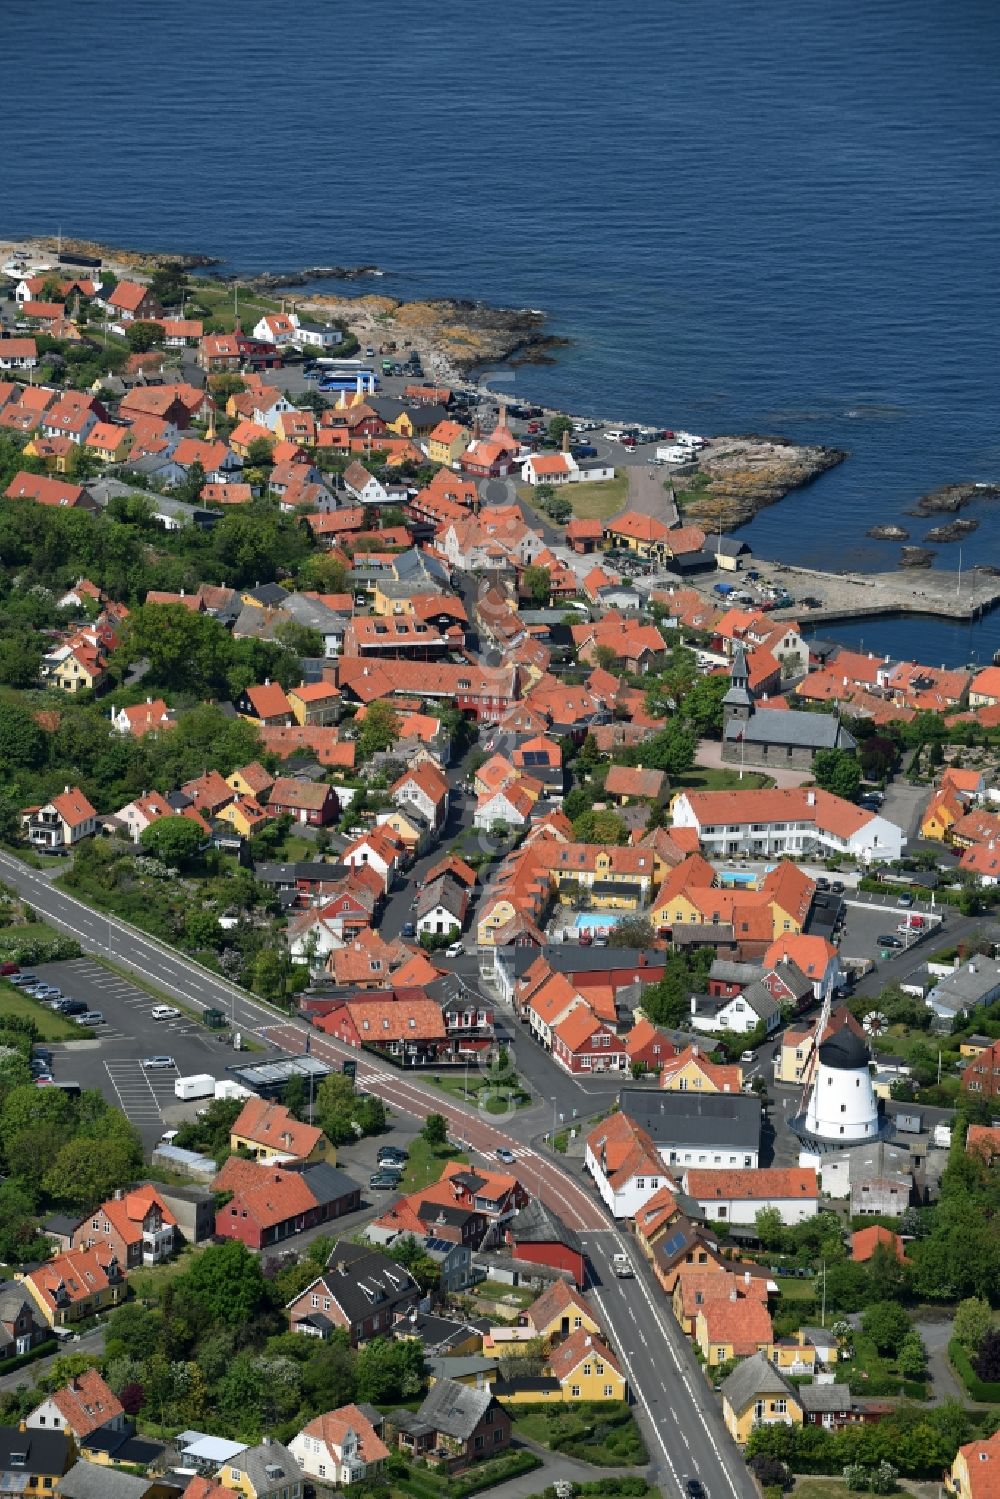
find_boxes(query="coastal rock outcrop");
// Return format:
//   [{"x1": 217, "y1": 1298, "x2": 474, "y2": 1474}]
[
  {"x1": 899, "y1": 547, "x2": 935, "y2": 568},
  {"x1": 924, "y1": 518, "x2": 979, "y2": 542},
  {"x1": 674, "y1": 436, "x2": 848, "y2": 531},
  {"x1": 867, "y1": 524, "x2": 909, "y2": 540},
  {"x1": 911, "y1": 482, "x2": 1000, "y2": 515}
]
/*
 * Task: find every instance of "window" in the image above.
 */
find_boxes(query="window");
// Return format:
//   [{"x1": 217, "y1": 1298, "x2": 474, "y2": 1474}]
[
  {"x1": 475, "y1": 1435, "x2": 484, "y2": 1450},
  {"x1": 775, "y1": 1399, "x2": 787, "y2": 1414},
  {"x1": 583, "y1": 1363, "x2": 592, "y2": 1375},
  {"x1": 494, "y1": 1427, "x2": 503, "y2": 1443},
  {"x1": 604, "y1": 1383, "x2": 614, "y2": 1397},
  {"x1": 571, "y1": 1384, "x2": 581, "y2": 1397}
]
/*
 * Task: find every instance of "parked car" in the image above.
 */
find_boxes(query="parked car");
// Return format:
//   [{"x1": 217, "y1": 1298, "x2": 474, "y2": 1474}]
[
  {"x1": 831, "y1": 880, "x2": 845, "y2": 894},
  {"x1": 876, "y1": 934, "x2": 903, "y2": 949},
  {"x1": 75, "y1": 1011, "x2": 104, "y2": 1027},
  {"x1": 816, "y1": 877, "x2": 830, "y2": 891},
  {"x1": 446, "y1": 941, "x2": 464, "y2": 957},
  {"x1": 377, "y1": 1146, "x2": 408, "y2": 1165},
  {"x1": 897, "y1": 892, "x2": 914, "y2": 907},
  {"x1": 151, "y1": 1005, "x2": 180, "y2": 1021},
  {"x1": 0, "y1": 962, "x2": 19, "y2": 976},
  {"x1": 402, "y1": 921, "x2": 416, "y2": 939},
  {"x1": 142, "y1": 1056, "x2": 175, "y2": 1070},
  {"x1": 740, "y1": 1050, "x2": 755, "y2": 1063},
  {"x1": 369, "y1": 1172, "x2": 400, "y2": 1190},
  {"x1": 55, "y1": 999, "x2": 87, "y2": 1016},
  {"x1": 9, "y1": 973, "x2": 36, "y2": 986}
]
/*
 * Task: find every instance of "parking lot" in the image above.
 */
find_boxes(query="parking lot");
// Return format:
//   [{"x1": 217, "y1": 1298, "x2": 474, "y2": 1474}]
[{"x1": 24, "y1": 958, "x2": 280, "y2": 1143}]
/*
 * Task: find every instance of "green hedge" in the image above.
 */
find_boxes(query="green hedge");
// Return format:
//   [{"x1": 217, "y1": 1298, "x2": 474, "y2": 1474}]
[
  {"x1": 949, "y1": 1338, "x2": 1000, "y2": 1402},
  {"x1": 395, "y1": 1451, "x2": 541, "y2": 1499},
  {"x1": 0, "y1": 1338, "x2": 56, "y2": 1378}
]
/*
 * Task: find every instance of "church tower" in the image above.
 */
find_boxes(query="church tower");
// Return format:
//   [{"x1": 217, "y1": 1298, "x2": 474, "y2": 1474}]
[{"x1": 723, "y1": 642, "x2": 754, "y2": 732}]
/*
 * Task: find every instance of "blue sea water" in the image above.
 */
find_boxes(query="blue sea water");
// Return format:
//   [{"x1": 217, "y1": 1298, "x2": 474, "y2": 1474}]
[{"x1": 6, "y1": 0, "x2": 1000, "y2": 664}]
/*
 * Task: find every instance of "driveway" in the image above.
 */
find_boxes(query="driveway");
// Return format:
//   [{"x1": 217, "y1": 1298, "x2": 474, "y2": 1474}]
[
  {"x1": 0, "y1": 1326, "x2": 105, "y2": 1393},
  {"x1": 914, "y1": 1316, "x2": 968, "y2": 1406},
  {"x1": 880, "y1": 779, "x2": 932, "y2": 842},
  {"x1": 694, "y1": 736, "x2": 814, "y2": 788}
]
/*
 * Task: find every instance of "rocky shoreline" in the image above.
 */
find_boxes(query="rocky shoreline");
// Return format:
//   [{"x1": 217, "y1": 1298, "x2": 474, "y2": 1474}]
[
  {"x1": 677, "y1": 436, "x2": 848, "y2": 531},
  {"x1": 909, "y1": 481, "x2": 1000, "y2": 515}
]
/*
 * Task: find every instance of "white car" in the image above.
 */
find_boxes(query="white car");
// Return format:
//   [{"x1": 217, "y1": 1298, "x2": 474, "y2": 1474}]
[
  {"x1": 604, "y1": 429, "x2": 627, "y2": 443},
  {"x1": 142, "y1": 1055, "x2": 175, "y2": 1070},
  {"x1": 446, "y1": 941, "x2": 464, "y2": 957},
  {"x1": 150, "y1": 1005, "x2": 180, "y2": 1021}
]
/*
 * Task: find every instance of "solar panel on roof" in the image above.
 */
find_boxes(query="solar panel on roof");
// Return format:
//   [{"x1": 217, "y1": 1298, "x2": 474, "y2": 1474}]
[
  {"x1": 425, "y1": 1237, "x2": 453, "y2": 1254},
  {"x1": 661, "y1": 1229, "x2": 688, "y2": 1257}
]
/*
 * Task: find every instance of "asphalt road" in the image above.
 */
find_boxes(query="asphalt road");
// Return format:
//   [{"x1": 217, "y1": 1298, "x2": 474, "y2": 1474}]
[{"x1": 0, "y1": 851, "x2": 754, "y2": 1496}]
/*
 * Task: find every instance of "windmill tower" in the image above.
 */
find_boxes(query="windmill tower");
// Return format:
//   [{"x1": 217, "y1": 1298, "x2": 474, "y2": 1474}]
[{"x1": 795, "y1": 992, "x2": 880, "y2": 1146}]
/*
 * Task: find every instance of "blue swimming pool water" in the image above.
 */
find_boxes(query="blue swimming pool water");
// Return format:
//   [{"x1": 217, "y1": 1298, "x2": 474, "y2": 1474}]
[
  {"x1": 574, "y1": 913, "x2": 626, "y2": 932},
  {"x1": 719, "y1": 871, "x2": 758, "y2": 888}
]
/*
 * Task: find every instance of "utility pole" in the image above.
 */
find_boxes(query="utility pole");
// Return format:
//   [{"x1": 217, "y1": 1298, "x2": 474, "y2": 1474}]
[{"x1": 821, "y1": 1259, "x2": 827, "y2": 1327}]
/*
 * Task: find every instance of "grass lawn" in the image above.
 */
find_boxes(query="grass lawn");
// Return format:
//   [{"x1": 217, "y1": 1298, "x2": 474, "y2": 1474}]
[
  {"x1": 470, "y1": 1280, "x2": 536, "y2": 1309},
  {"x1": 398, "y1": 1137, "x2": 468, "y2": 1194},
  {"x1": 675, "y1": 768, "x2": 775, "y2": 791},
  {"x1": 512, "y1": 1402, "x2": 647, "y2": 1467},
  {"x1": 517, "y1": 473, "x2": 629, "y2": 523},
  {"x1": 128, "y1": 1245, "x2": 205, "y2": 1304},
  {"x1": 188, "y1": 280, "x2": 282, "y2": 333},
  {"x1": 429, "y1": 1071, "x2": 531, "y2": 1112},
  {"x1": 773, "y1": 1275, "x2": 819, "y2": 1302},
  {"x1": 0, "y1": 981, "x2": 84, "y2": 1041},
  {"x1": 792, "y1": 1482, "x2": 851, "y2": 1499}
]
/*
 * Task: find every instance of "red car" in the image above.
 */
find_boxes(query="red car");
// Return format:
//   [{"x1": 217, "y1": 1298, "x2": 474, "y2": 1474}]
[{"x1": 0, "y1": 962, "x2": 19, "y2": 976}]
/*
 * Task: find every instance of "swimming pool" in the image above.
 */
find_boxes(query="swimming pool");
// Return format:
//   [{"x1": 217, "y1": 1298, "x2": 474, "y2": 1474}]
[
  {"x1": 718, "y1": 865, "x2": 776, "y2": 888},
  {"x1": 575, "y1": 912, "x2": 626, "y2": 932}
]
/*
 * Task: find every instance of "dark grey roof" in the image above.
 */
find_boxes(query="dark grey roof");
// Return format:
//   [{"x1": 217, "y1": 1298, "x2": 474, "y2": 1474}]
[
  {"x1": 724, "y1": 708, "x2": 855, "y2": 751},
  {"x1": 227, "y1": 1438, "x2": 301, "y2": 1495},
  {"x1": 52, "y1": 1463, "x2": 140, "y2": 1499},
  {"x1": 493, "y1": 1376, "x2": 560, "y2": 1395},
  {"x1": 618, "y1": 1088, "x2": 762, "y2": 1149},
  {"x1": 713, "y1": 537, "x2": 750, "y2": 557},
  {"x1": 281, "y1": 592, "x2": 348, "y2": 633},
  {"x1": 720, "y1": 1352, "x2": 793, "y2": 1411},
  {"x1": 708, "y1": 960, "x2": 761, "y2": 985},
  {"x1": 416, "y1": 874, "x2": 466, "y2": 921},
  {"x1": 544, "y1": 947, "x2": 667, "y2": 975},
  {"x1": 393, "y1": 1312, "x2": 478, "y2": 1352},
  {"x1": 798, "y1": 1382, "x2": 854, "y2": 1413},
  {"x1": 738, "y1": 979, "x2": 781, "y2": 1023},
  {"x1": 427, "y1": 1355, "x2": 497, "y2": 1382},
  {"x1": 818, "y1": 1029, "x2": 870, "y2": 1070},
  {"x1": 296, "y1": 1160, "x2": 360, "y2": 1207},
  {"x1": 416, "y1": 1377, "x2": 494, "y2": 1440},
  {"x1": 297, "y1": 1240, "x2": 419, "y2": 1324},
  {"x1": 508, "y1": 1198, "x2": 583, "y2": 1258},
  {"x1": 40, "y1": 1214, "x2": 81, "y2": 1237},
  {"x1": 244, "y1": 582, "x2": 289, "y2": 607}
]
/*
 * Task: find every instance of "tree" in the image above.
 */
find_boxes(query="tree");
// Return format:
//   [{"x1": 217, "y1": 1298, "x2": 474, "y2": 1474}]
[
  {"x1": 571, "y1": 809, "x2": 629, "y2": 844},
  {"x1": 522, "y1": 565, "x2": 551, "y2": 606},
  {"x1": 140, "y1": 817, "x2": 204, "y2": 867},
  {"x1": 179, "y1": 1239, "x2": 269, "y2": 1326},
  {"x1": 954, "y1": 1296, "x2": 993, "y2": 1351},
  {"x1": 246, "y1": 437, "x2": 275, "y2": 468},
  {"x1": 642, "y1": 720, "x2": 696, "y2": 776},
  {"x1": 974, "y1": 1329, "x2": 1000, "y2": 1381},
  {"x1": 681, "y1": 673, "x2": 731, "y2": 737},
  {"x1": 608, "y1": 917, "x2": 656, "y2": 949},
  {"x1": 812, "y1": 749, "x2": 862, "y2": 802},
  {"x1": 176, "y1": 459, "x2": 206, "y2": 506},
  {"x1": 547, "y1": 414, "x2": 573, "y2": 446},
  {"x1": 0, "y1": 701, "x2": 46, "y2": 769},
  {"x1": 897, "y1": 1330, "x2": 926, "y2": 1380},
  {"x1": 126, "y1": 320, "x2": 165, "y2": 353},
  {"x1": 356, "y1": 700, "x2": 400, "y2": 760},
  {"x1": 356, "y1": 1336, "x2": 424, "y2": 1403},
  {"x1": 861, "y1": 1300, "x2": 911, "y2": 1356},
  {"x1": 754, "y1": 1207, "x2": 785, "y2": 1250},
  {"x1": 42, "y1": 1133, "x2": 142, "y2": 1208},
  {"x1": 593, "y1": 644, "x2": 619, "y2": 672},
  {"x1": 422, "y1": 1113, "x2": 448, "y2": 1148},
  {"x1": 249, "y1": 948, "x2": 285, "y2": 1000}
]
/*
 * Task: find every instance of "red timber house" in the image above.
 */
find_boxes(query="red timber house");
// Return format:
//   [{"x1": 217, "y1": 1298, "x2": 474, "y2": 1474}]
[
  {"x1": 506, "y1": 1199, "x2": 587, "y2": 1289},
  {"x1": 551, "y1": 1007, "x2": 628, "y2": 1075}
]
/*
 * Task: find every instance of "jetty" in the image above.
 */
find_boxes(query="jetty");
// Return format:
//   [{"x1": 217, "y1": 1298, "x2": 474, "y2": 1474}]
[{"x1": 750, "y1": 562, "x2": 1000, "y2": 625}]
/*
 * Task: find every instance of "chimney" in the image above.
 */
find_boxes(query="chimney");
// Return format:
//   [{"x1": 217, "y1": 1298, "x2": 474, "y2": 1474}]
[
  {"x1": 730, "y1": 1286, "x2": 738, "y2": 1301},
  {"x1": 806, "y1": 790, "x2": 816, "y2": 806},
  {"x1": 561, "y1": 428, "x2": 570, "y2": 454},
  {"x1": 745, "y1": 1269, "x2": 751, "y2": 1286}
]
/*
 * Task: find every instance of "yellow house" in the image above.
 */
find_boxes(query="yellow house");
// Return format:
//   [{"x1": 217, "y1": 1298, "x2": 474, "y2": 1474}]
[
  {"x1": 523, "y1": 1281, "x2": 602, "y2": 1344},
  {"x1": 549, "y1": 1330, "x2": 628, "y2": 1402},
  {"x1": 217, "y1": 1438, "x2": 304, "y2": 1498},
  {"x1": 217, "y1": 795, "x2": 269, "y2": 838},
  {"x1": 770, "y1": 1330, "x2": 818, "y2": 1375},
  {"x1": 0, "y1": 1428, "x2": 71, "y2": 1495},
  {"x1": 226, "y1": 762, "x2": 274, "y2": 801},
  {"x1": 427, "y1": 420, "x2": 471, "y2": 467},
  {"x1": 24, "y1": 436, "x2": 72, "y2": 474},
  {"x1": 20, "y1": 1247, "x2": 126, "y2": 1328},
  {"x1": 477, "y1": 897, "x2": 518, "y2": 946},
  {"x1": 287, "y1": 681, "x2": 341, "y2": 726},
  {"x1": 947, "y1": 1431, "x2": 1000, "y2": 1499},
  {"x1": 85, "y1": 423, "x2": 133, "y2": 464},
  {"x1": 230, "y1": 1097, "x2": 336, "y2": 1166},
  {"x1": 695, "y1": 1296, "x2": 773, "y2": 1367},
  {"x1": 372, "y1": 579, "x2": 416, "y2": 617},
  {"x1": 720, "y1": 1351, "x2": 802, "y2": 1445},
  {"x1": 960, "y1": 1035, "x2": 994, "y2": 1059},
  {"x1": 921, "y1": 787, "x2": 964, "y2": 842},
  {"x1": 52, "y1": 649, "x2": 106, "y2": 694},
  {"x1": 659, "y1": 1045, "x2": 743, "y2": 1095},
  {"x1": 375, "y1": 807, "x2": 425, "y2": 853}
]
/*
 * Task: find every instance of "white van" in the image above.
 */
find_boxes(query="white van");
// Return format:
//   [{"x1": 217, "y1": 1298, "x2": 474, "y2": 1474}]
[{"x1": 151, "y1": 1005, "x2": 180, "y2": 1021}]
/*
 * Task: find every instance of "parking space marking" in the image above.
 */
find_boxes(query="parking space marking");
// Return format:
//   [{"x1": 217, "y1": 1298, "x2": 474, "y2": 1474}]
[{"x1": 104, "y1": 1060, "x2": 177, "y2": 1123}]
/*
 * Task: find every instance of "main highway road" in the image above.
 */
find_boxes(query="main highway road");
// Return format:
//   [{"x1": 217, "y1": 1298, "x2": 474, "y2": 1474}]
[{"x1": 0, "y1": 850, "x2": 757, "y2": 1499}]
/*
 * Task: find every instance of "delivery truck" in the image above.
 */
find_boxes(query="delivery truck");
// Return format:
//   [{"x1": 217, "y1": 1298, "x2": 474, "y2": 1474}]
[{"x1": 174, "y1": 1073, "x2": 216, "y2": 1101}]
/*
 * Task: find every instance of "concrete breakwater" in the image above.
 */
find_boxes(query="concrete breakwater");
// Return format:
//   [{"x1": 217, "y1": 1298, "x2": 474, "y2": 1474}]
[{"x1": 763, "y1": 562, "x2": 1000, "y2": 625}]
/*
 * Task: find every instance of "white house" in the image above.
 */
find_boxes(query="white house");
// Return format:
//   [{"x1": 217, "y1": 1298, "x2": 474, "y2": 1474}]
[
  {"x1": 285, "y1": 911, "x2": 346, "y2": 968},
  {"x1": 115, "y1": 791, "x2": 177, "y2": 844},
  {"x1": 252, "y1": 390, "x2": 297, "y2": 431},
  {"x1": 520, "y1": 453, "x2": 615, "y2": 487},
  {"x1": 295, "y1": 319, "x2": 343, "y2": 350},
  {"x1": 690, "y1": 979, "x2": 782, "y2": 1037},
  {"x1": 290, "y1": 1405, "x2": 389, "y2": 1487},
  {"x1": 22, "y1": 787, "x2": 96, "y2": 850},
  {"x1": 340, "y1": 831, "x2": 401, "y2": 892},
  {"x1": 682, "y1": 1167, "x2": 819, "y2": 1227},
  {"x1": 670, "y1": 787, "x2": 904, "y2": 863},
  {"x1": 252, "y1": 312, "x2": 301, "y2": 347},
  {"x1": 392, "y1": 763, "x2": 448, "y2": 830},
  {"x1": 0, "y1": 338, "x2": 38, "y2": 371},
  {"x1": 415, "y1": 881, "x2": 466, "y2": 939},
  {"x1": 343, "y1": 461, "x2": 389, "y2": 508},
  {"x1": 474, "y1": 785, "x2": 534, "y2": 831},
  {"x1": 585, "y1": 1115, "x2": 676, "y2": 1219}
]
